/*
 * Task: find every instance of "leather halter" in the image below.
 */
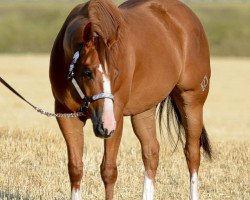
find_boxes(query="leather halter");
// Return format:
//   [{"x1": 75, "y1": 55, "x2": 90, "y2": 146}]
[{"x1": 67, "y1": 44, "x2": 114, "y2": 112}]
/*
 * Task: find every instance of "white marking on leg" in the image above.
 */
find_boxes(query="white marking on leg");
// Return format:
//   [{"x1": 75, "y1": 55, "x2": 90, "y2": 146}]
[
  {"x1": 200, "y1": 75, "x2": 209, "y2": 92},
  {"x1": 98, "y1": 64, "x2": 116, "y2": 134},
  {"x1": 142, "y1": 172, "x2": 154, "y2": 200},
  {"x1": 71, "y1": 188, "x2": 81, "y2": 200},
  {"x1": 190, "y1": 172, "x2": 199, "y2": 200}
]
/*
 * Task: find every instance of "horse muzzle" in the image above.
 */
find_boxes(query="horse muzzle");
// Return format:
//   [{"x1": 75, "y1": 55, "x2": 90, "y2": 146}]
[
  {"x1": 92, "y1": 112, "x2": 116, "y2": 139},
  {"x1": 93, "y1": 121, "x2": 115, "y2": 139}
]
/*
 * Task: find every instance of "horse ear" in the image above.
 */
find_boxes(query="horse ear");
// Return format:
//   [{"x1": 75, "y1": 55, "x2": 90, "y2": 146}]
[
  {"x1": 83, "y1": 22, "x2": 93, "y2": 43},
  {"x1": 88, "y1": 0, "x2": 123, "y2": 47}
]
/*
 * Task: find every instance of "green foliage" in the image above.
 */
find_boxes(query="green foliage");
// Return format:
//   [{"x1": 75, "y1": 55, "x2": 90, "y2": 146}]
[
  {"x1": 0, "y1": 1, "x2": 250, "y2": 56},
  {"x1": 191, "y1": 3, "x2": 250, "y2": 57},
  {"x1": 0, "y1": 1, "x2": 79, "y2": 53}
]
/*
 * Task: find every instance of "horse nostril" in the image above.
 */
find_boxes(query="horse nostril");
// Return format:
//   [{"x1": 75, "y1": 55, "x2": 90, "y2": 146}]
[
  {"x1": 109, "y1": 130, "x2": 115, "y2": 136},
  {"x1": 93, "y1": 123, "x2": 115, "y2": 139}
]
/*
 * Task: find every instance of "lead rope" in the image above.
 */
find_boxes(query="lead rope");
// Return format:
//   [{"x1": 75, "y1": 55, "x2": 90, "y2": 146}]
[{"x1": 0, "y1": 76, "x2": 85, "y2": 118}]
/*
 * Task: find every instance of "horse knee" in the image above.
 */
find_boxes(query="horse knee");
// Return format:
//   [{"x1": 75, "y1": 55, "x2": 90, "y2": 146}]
[
  {"x1": 68, "y1": 160, "x2": 83, "y2": 187},
  {"x1": 100, "y1": 163, "x2": 118, "y2": 186}
]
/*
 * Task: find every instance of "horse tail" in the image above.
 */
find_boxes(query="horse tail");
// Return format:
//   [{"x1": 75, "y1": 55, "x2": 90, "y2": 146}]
[
  {"x1": 158, "y1": 96, "x2": 212, "y2": 159},
  {"x1": 200, "y1": 126, "x2": 212, "y2": 159}
]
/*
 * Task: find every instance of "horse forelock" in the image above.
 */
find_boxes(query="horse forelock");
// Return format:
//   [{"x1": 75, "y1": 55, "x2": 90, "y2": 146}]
[
  {"x1": 88, "y1": 0, "x2": 126, "y2": 81},
  {"x1": 89, "y1": 0, "x2": 124, "y2": 45}
]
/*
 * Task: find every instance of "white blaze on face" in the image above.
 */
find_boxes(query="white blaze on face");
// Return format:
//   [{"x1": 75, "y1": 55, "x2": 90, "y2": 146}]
[
  {"x1": 142, "y1": 172, "x2": 154, "y2": 200},
  {"x1": 71, "y1": 188, "x2": 81, "y2": 200},
  {"x1": 190, "y1": 172, "x2": 199, "y2": 200},
  {"x1": 98, "y1": 64, "x2": 116, "y2": 134}
]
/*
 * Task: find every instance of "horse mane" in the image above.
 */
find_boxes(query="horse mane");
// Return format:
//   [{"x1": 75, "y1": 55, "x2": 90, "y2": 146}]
[
  {"x1": 89, "y1": 0, "x2": 124, "y2": 47},
  {"x1": 119, "y1": 0, "x2": 150, "y2": 9}
]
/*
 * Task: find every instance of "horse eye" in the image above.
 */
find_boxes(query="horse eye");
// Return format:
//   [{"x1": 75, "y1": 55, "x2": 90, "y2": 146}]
[{"x1": 83, "y1": 70, "x2": 93, "y2": 79}]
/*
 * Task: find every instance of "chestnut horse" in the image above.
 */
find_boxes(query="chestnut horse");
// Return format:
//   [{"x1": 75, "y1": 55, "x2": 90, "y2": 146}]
[{"x1": 49, "y1": 0, "x2": 212, "y2": 199}]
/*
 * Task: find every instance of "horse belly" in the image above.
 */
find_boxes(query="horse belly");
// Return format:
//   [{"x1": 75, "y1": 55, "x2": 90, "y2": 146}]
[{"x1": 124, "y1": 62, "x2": 179, "y2": 116}]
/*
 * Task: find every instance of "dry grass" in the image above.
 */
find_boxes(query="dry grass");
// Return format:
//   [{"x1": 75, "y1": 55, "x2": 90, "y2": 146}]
[{"x1": 0, "y1": 55, "x2": 250, "y2": 199}]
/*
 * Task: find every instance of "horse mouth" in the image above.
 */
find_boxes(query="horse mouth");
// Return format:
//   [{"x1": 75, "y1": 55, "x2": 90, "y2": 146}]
[
  {"x1": 93, "y1": 122, "x2": 115, "y2": 139},
  {"x1": 91, "y1": 108, "x2": 116, "y2": 139}
]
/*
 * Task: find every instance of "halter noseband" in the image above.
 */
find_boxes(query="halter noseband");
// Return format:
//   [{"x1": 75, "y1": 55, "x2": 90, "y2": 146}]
[{"x1": 67, "y1": 44, "x2": 114, "y2": 112}]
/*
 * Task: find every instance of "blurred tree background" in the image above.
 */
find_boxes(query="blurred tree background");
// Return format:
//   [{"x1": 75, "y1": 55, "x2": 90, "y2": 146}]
[{"x1": 0, "y1": 0, "x2": 249, "y2": 56}]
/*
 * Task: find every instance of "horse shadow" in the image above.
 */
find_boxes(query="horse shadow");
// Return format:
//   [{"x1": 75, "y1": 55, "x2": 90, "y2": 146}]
[
  {"x1": 0, "y1": 190, "x2": 30, "y2": 200},
  {"x1": 0, "y1": 190, "x2": 65, "y2": 200}
]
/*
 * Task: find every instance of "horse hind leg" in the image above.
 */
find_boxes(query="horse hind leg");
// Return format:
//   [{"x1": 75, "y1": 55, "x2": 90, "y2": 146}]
[
  {"x1": 131, "y1": 107, "x2": 159, "y2": 200},
  {"x1": 171, "y1": 88, "x2": 212, "y2": 200}
]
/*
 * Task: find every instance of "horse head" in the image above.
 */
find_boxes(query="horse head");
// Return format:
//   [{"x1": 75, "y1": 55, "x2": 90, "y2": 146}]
[
  {"x1": 58, "y1": 0, "x2": 125, "y2": 139},
  {"x1": 63, "y1": 17, "x2": 118, "y2": 138}
]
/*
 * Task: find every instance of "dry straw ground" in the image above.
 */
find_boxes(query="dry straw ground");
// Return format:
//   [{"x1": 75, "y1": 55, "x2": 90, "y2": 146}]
[{"x1": 0, "y1": 55, "x2": 249, "y2": 199}]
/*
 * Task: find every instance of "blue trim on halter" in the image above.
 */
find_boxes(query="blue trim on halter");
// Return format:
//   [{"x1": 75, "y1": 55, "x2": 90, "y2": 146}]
[{"x1": 68, "y1": 44, "x2": 84, "y2": 80}]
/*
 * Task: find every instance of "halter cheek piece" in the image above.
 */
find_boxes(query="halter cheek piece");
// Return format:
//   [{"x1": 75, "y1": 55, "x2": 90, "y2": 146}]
[{"x1": 68, "y1": 44, "x2": 114, "y2": 112}]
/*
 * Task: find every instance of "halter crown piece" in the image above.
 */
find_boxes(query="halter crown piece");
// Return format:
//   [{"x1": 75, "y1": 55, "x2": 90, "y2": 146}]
[{"x1": 68, "y1": 44, "x2": 114, "y2": 112}]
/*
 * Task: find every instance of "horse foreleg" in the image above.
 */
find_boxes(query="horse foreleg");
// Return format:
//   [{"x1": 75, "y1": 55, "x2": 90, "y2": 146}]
[
  {"x1": 101, "y1": 116, "x2": 123, "y2": 200},
  {"x1": 172, "y1": 90, "x2": 208, "y2": 200},
  {"x1": 131, "y1": 107, "x2": 159, "y2": 200},
  {"x1": 55, "y1": 101, "x2": 84, "y2": 200}
]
